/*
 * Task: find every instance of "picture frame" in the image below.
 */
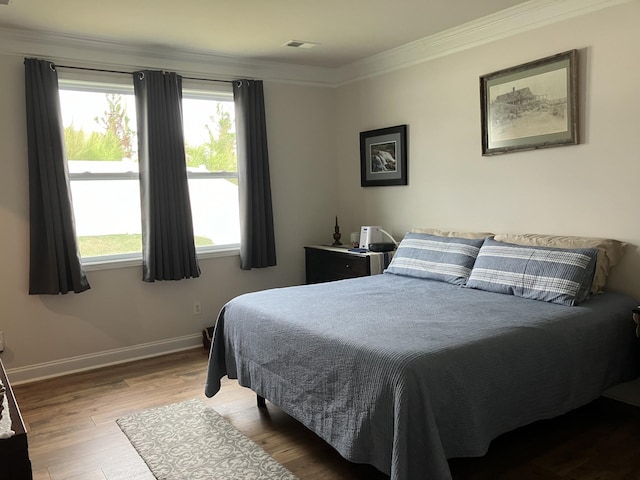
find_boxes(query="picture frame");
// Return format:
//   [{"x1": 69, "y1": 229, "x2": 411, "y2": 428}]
[
  {"x1": 360, "y1": 124, "x2": 408, "y2": 187},
  {"x1": 480, "y1": 50, "x2": 578, "y2": 156}
]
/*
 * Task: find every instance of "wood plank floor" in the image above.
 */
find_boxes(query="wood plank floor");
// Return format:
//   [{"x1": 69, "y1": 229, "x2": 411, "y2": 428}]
[{"x1": 11, "y1": 348, "x2": 640, "y2": 480}]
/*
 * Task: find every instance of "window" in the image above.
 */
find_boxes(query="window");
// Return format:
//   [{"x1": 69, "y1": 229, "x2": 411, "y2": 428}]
[
  {"x1": 182, "y1": 87, "x2": 240, "y2": 250},
  {"x1": 60, "y1": 80, "x2": 142, "y2": 263},
  {"x1": 59, "y1": 76, "x2": 240, "y2": 266}
]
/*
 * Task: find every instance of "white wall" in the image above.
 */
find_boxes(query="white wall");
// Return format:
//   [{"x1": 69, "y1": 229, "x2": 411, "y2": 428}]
[
  {"x1": 0, "y1": 55, "x2": 338, "y2": 377},
  {"x1": 2, "y1": 1, "x2": 639, "y2": 379},
  {"x1": 333, "y1": 1, "x2": 640, "y2": 300}
]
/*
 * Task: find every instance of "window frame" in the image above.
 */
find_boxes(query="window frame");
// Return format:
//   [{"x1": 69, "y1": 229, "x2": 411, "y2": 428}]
[
  {"x1": 182, "y1": 85, "x2": 240, "y2": 256},
  {"x1": 58, "y1": 74, "x2": 241, "y2": 270}
]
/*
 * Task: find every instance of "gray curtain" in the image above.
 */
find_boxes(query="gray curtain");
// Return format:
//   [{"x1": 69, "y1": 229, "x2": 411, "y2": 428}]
[
  {"x1": 133, "y1": 70, "x2": 200, "y2": 281},
  {"x1": 24, "y1": 58, "x2": 90, "y2": 295},
  {"x1": 233, "y1": 80, "x2": 276, "y2": 270}
]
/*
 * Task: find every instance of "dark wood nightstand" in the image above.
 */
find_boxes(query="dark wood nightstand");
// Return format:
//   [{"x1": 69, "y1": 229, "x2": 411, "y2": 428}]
[
  {"x1": 0, "y1": 359, "x2": 32, "y2": 479},
  {"x1": 305, "y1": 245, "x2": 370, "y2": 284},
  {"x1": 304, "y1": 245, "x2": 395, "y2": 284}
]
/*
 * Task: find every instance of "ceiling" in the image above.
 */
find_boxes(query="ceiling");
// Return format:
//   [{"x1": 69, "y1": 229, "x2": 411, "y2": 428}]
[{"x1": 0, "y1": 0, "x2": 531, "y2": 68}]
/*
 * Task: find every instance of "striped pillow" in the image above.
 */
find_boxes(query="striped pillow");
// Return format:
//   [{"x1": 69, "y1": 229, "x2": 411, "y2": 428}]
[
  {"x1": 385, "y1": 233, "x2": 485, "y2": 285},
  {"x1": 466, "y1": 238, "x2": 598, "y2": 306}
]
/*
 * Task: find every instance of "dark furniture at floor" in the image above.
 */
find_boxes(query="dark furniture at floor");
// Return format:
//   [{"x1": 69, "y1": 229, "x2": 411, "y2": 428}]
[
  {"x1": 0, "y1": 358, "x2": 33, "y2": 480},
  {"x1": 304, "y1": 245, "x2": 371, "y2": 284}
]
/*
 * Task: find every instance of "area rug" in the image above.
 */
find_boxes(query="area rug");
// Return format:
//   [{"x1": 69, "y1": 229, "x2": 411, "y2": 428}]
[{"x1": 117, "y1": 399, "x2": 299, "y2": 480}]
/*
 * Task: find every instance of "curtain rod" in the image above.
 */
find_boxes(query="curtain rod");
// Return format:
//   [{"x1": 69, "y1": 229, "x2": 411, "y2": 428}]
[{"x1": 54, "y1": 64, "x2": 235, "y2": 84}]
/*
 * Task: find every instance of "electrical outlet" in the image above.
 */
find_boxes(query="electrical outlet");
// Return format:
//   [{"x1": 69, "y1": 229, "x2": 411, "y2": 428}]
[
  {"x1": 193, "y1": 302, "x2": 202, "y2": 315},
  {"x1": 0, "y1": 331, "x2": 4, "y2": 353}
]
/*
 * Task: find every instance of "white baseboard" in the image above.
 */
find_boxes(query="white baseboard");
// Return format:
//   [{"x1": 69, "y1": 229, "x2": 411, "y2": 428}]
[{"x1": 7, "y1": 334, "x2": 203, "y2": 385}]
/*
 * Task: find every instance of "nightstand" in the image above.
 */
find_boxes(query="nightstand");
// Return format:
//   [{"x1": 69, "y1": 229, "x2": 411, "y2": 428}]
[
  {"x1": 0, "y1": 359, "x2": 32, "y2": 479},
  {"x1": 602, "y1": 308, "x2": 640, "y2": 407},
  {"x1": 304, "y1": 245, "x2": 393, "y2": 284}
]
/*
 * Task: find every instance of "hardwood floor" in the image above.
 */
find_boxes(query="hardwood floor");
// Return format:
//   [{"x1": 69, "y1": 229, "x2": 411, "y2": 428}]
[{"x1": 11, "y1": 348, "x2": 640, "y2": 480}]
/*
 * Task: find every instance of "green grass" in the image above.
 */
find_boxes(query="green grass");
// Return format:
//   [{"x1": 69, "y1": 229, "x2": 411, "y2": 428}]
[{"x1": 78, "y1": 234, "x2": 214, "y2": 257}]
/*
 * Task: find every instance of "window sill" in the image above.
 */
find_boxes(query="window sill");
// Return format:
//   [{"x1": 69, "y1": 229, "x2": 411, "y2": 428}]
[{"x1": 82, "y1": 246, "x2": 240, "y2": 272}]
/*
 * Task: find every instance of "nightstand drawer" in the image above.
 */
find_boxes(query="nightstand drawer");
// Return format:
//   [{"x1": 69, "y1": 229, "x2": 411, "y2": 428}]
[{"x1": 305, "y1": 246, "x2": 370, "y2": 284}]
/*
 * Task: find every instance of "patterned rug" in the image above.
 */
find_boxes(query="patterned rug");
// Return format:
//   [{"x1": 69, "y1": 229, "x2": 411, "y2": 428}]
[{"x1": 117, "y1": 399, "x2": 299, "y2": 480}]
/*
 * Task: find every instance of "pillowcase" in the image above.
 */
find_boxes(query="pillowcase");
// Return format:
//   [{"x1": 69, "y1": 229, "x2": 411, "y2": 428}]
[
  {"x1": 385, "y1": 232, "x2": 485, "y2": 285},
  {"x1": 411, "y1": 227, "x2": 493, "y2": 239},
  {"x1": 492, "y1": 233, "x2": 625, "y2": 294},
  {"x1": 466, "y1": 237, "x2": 599, "y2": 306}
]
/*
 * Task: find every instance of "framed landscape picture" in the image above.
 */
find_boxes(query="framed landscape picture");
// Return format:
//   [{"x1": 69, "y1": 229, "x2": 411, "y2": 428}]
[
  {"x1": 480, "y1": 50, "x2": 578, "y2": 156},
  {"x1": 360, "y1": 124, "x2": 408, "y2": 187}
]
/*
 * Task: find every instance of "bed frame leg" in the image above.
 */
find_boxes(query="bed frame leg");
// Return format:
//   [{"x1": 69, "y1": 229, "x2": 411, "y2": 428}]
[{"x1": 257, "y1": 395, "x2": 266, "y2": 408}]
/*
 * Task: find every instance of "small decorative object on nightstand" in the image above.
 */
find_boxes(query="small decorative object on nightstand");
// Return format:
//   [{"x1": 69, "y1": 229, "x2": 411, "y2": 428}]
[
  {"x1": 632, "y1": 307, "x2": 640, "y2": 337},
  {"x1": 332, "y1": 216, "x2": 342, "y2": 246},
  {"x1": 350, "y1": 232, "x2": 360, "y2": 248}
]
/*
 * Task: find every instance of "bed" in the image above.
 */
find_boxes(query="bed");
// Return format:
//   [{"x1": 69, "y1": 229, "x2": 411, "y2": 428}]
[{"x1": 204, "y1": 232, "x2": 639, "y2": 480}]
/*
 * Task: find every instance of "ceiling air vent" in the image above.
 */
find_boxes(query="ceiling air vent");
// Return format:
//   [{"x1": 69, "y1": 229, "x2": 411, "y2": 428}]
[{"x1": 282, "y1": 40, "x2": 319, "y2": 49}]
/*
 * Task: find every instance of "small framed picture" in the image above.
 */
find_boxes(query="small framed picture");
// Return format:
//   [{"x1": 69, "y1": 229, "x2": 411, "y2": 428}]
[
  {"x1": 480, "y1": 50, "x2": 578, "y2": 155},
  {"x1": 360, "y1": 124, "x2": 408, "y2": 187}
]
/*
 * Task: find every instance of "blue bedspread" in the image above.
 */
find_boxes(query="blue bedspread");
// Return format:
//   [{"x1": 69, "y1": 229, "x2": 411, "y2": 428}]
[{"x1": 205, "y1": 273, "x2": 639, "y2": 480}]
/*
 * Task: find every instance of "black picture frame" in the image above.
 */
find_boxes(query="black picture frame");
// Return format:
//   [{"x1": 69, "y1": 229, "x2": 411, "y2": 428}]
[
  {"x1": 480, "y1": 49, "x2": 578, "y2": 156},
  {"x1": 360, "y1": 124, "x2": 408, "y2": 187}
]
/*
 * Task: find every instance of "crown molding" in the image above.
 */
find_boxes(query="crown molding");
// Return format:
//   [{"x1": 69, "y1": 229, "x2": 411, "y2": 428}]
[
  {"x1": 0, "y1": 0, "x2": 632, "y2": 87},
  {"x1": 334, "y1": 0, "x2": 633, "y2": 85},
  {"x1": 0, "y1": 26, "x2": 336, "y2": 87}
]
